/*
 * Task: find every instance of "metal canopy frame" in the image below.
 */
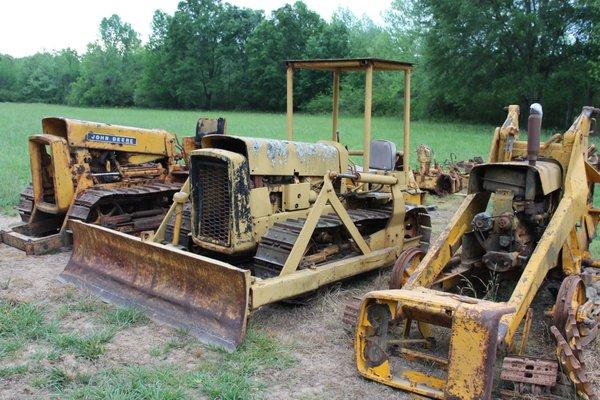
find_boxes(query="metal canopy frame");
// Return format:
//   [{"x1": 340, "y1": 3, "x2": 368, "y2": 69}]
[{"x1": 285, "y1": 58, "x2": 414, "y2": 176}]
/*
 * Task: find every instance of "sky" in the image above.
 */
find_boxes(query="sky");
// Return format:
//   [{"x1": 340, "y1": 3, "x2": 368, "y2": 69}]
[{"x1": 0, "y1": 0, "x2": 392, "y2": 58}]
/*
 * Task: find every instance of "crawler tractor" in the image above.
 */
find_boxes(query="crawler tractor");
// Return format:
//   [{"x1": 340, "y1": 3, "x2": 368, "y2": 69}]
[
  {"x1": 59, "y1": 58, "x2": 430, "y2": 350},
  {"x1": 352, "y1": 104, "x2": 600, "y2": 399},
  {"x1": 1, "y1": 117, "x2": 224, "y2": 255}
]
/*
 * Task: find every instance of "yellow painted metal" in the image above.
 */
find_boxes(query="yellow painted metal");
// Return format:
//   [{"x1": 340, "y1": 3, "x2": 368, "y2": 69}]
[
  {"x1": 61, "y1": 58, "x2": 423, "y2": 350},
  {"x1": 153, "y1": 179, "x2": 190, "y2": 243},
  {"x1": 355, "y1": 289, "x2": 513, "y2": 400},
  {"x1": 354, "y1": 105, "x2": 600, "y2": 399},
  {"x1": 287, "y1": 65, "x2": 293, "y2": 140},
  {"x1": 403, "y1": 69, "x2": 411, "y2": 179},
  {"x1": 251, "y1": 248, "x2": 400, "y2": 308},
  {"x1": 201, "y1": 135, "x2": 344, "y2": 177},
  {"x1": 42, "y1": 117, "x2": 176, "y2": 158},
  {"x1": 28, "y1": 134, "x2": 74, "y2": 213},
  {"x1": 278, "y1": 175, "x2": 371, "y2": 276},
  {"x1": 332, "y1": 69, "x2": 340, "y2": 140},
  {"x1": 487, "y1": 105, "x2": 520, "y2": 163},
  {"x1": 363, "y1": 64, "x2": 373, "y2": 173},
  {"x1": 284, "y1": 58, "x2": 413, "y2": 176},
  {"x1": 282, "y1": 182, "x2": 310, "y2": 211}
]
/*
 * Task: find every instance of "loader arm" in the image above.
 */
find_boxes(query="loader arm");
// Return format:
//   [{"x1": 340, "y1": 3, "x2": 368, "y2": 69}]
[
  {"x1": 405, "y1": 191, "x2": 490, "y2": 289},
  {"x1": 498, "y1": 128, "x2": 589, "y2": 348}
]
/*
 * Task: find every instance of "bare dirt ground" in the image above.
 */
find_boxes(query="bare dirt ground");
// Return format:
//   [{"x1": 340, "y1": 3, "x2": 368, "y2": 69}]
[{"x1": 0, "y1": 195, "x2": 596, "y2": 399}]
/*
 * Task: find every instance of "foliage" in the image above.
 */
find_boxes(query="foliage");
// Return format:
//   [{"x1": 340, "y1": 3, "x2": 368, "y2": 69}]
[
  {"x1": 68, "y1": 15, "x2": 141, "y2": 106},
  {"x1": 416, "y1": 0, "x2": 600, "y2": 126},
  {"x1": 2, "y1": 0, "x2": 600, "y2": 124}
]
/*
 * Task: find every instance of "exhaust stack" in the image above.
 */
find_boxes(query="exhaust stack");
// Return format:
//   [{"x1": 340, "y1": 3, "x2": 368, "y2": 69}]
[{"x1": 527, "y1": 103, "x2": 543, "y2": 166}]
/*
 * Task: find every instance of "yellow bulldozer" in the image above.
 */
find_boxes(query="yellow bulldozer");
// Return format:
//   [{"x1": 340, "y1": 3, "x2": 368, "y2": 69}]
[
  {"x1": 59, "y1": 58, "x2": 430, "y2": 350},
  {"x1": 0, "y1": 117, "x2": 225, "y2": 255},
  {"x1": 352, "y1": 104, "x2": 600, "y2": 399}
]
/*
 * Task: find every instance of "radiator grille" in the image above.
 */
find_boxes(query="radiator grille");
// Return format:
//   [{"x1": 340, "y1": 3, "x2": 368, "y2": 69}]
[{"x1": 192, "y1": 156, "x2": 231, "y2": 246}]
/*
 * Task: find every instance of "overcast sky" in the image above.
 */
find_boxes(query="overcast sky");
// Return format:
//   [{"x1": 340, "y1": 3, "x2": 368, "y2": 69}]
[{"x1": 0, "y1": 0, "x2": 392, "y2": 57}]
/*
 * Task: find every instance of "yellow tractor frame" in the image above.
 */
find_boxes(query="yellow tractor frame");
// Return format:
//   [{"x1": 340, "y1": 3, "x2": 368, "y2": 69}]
[{"x1": 354, "y1": 105, "x2": 600, "y2": 399}]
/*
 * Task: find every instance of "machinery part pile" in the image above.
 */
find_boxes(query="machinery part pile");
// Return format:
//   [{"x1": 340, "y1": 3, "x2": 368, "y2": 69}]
[
  {"x1": 499, "y1": 356, "x2": 558, "y2": 399},
  {"x1": 413, "y1": 145, "x2": 482, "y2": 196}
]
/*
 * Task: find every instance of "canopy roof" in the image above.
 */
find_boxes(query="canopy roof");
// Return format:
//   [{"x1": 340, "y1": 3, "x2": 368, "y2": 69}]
[{"x1": 285, "y1": 58, "x2": 413, "y2": 72}]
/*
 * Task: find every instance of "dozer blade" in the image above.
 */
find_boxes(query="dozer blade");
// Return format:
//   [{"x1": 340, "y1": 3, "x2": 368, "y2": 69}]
[{"x1": 59, "y1": 221, "x2": 251, "y2": 351}]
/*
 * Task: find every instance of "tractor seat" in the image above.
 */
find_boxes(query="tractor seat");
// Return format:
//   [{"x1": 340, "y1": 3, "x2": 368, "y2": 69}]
[{"x1": 369, "y1": 139, "x2": 397, "y2": 171}]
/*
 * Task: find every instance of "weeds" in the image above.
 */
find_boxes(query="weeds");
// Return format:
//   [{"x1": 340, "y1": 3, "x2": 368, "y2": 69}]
[
  {"x1": 0, "y1": 364, "x2": 28, "y2": 378},
  {"x1": 190, "y1": 328, "x2": 294, "y2": 400},
  {"x1": 0, "y1": 299, "x2": 56, "y2": 358},
  {"x1": 457, "y1": 272, "x2": 500, "y2": 301},
  {"x1": 101, "y1": 307, "x2": 148, "y2": 329},
  {"x1": 33, "y1": 367, "x2": 72, "y2": 390},
  {"x1": 51, "y1": 329, "x2": 115, "y2": 360},
  {"x1": 65, "y1": 365, "x2": 189, "y2": 400}
]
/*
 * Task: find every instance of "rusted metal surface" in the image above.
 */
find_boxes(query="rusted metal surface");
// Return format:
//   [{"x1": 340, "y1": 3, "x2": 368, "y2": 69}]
[
  {"x1": 500, "y1": 356, "x2": 557, "y2": 397},
  {"x1": 252, "y1": 207, "x2": 391, "y2": 277},
  {"x1": 551, "y1": 326, "x2": 597, "y2": 400},
  {"x1": 354, "y1": 289, "x2": 514, "y2": 400},
  {"x1": 0, "y1": 225, "x2": 70, "y2": 255},
  {"x1": 17, "y1": 185, "x2": 34, "y2": 221},
  {"x1": 389, "y1": 247, "x2": 425, "y2": 289},
  {"x1": 342, "y1": 296, "x2": 363, "y2": 335},
  {"x1": 413, "y1": 145, "x2": 463, "y2": 196},
  {"x1": 60, "y1": 221, "x2": 251, "y2": 351},
  {"x1": 527, "y1": 103, "x2": 543, "y2": 166}
]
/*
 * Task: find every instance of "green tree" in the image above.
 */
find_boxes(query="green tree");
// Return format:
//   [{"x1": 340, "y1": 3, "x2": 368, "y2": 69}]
[
  {"x1": 412, "y1": 0, "x2": 599, "y2": 126},
  {"x1": 69, "y1": 14, "x2": 141, "y2": 106},
  {"x1": 0, "y1": 55, "x2": 18, "y2": 101},
  {"x1": 14, "y1": 50, "x2": 80, "y2": 104},
  {"x1": 147, "y1": 0, "x2": 263, "y2": 109},
  {"x1": 134, "y1": 10, "x2": 175, "y2": 107},
  {"x1": 246, "y1": 1, "x2": 348, "y2": 110}
]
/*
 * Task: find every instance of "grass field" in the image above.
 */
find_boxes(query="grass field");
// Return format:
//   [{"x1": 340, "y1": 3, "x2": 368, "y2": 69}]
[{"x1": 0, "y1": 102, "x2": 504, "y2": 212}]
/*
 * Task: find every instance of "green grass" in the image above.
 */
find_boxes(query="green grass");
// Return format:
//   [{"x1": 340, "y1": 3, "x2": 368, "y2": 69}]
[
  {"x1": 100, "y1": 307, "x2": 149, "y2": 329},
  {"x1": 0, "y1": 299, "x2": 57, "y2": 359},
  {"x1": 190, "y1": 328, "x2": 294, "y2": 399},
  {"x1": 51, "y1": 328, "x2": 116, "y2": 360},
  {"x1": 0, "y1": 102, "x2": 497, "y2": 211},
  {"x1": 42, "y1": 329, "x2": 292, "y2": 400},
  {"x1": 65, "y1": 365, "x2": 190, "y2": 400},
  {"x1": 0, "y1": 364, "x2": 28, "y2": 378}
]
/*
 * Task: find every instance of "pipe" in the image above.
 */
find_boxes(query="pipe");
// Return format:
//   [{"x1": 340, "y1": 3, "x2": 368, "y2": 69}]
[{"x1": 527, "y1": 103, "x2": 543, "y2": 166}]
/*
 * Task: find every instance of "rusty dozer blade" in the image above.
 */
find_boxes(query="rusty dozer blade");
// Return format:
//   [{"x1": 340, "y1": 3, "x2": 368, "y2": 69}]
[{"x1": 59, "y1": 221, "x2": 251, "y2": 351}]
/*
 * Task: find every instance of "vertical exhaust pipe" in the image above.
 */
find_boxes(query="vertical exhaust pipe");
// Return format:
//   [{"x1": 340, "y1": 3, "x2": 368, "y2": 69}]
[{"x1": 527, "y1": 103, "x2": 543, "y2": 166}]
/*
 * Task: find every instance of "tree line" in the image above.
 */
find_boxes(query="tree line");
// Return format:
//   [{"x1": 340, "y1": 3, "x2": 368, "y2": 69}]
[{"x1": 0, "y1": 0, "x2": 598, "y2": 127}]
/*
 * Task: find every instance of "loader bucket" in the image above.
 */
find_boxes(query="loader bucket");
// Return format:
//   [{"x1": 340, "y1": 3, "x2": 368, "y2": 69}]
[
  {"x1": 355, "y1": 288, "x2": 514, "y2": 400},
  {"x1": 60, "y1": 221, "x2": 251, "y2": 351}
]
